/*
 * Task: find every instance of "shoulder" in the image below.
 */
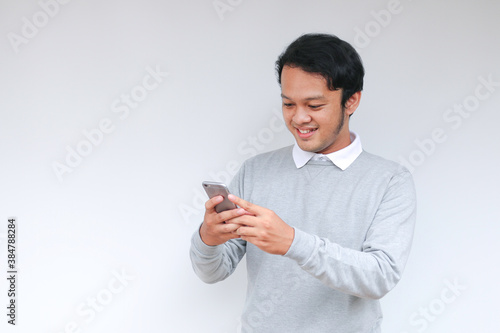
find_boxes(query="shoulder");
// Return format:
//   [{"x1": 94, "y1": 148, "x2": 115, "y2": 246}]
[
  {"x1": 229, "y1": 146, "x2": 294, "y2": 197},
  {"x1": 352, "y1": 151, "x2": 415, "y2": 192},
  {"x1": 355, "y1": 150, "x2": 410, "y2": 175},
  {"x1": 242, "y1": 145, "x2": 294, "y2": 169}
]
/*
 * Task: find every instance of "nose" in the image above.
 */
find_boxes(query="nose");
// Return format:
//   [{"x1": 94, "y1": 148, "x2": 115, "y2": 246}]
[{"x1": 292, "y1": 106, "x2": 311, "y2": 124}]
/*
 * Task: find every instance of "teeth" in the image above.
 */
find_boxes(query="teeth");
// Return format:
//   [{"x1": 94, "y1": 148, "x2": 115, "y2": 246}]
[{"x1": 298, "y1": 129, "x2": 315, "y2": 134}]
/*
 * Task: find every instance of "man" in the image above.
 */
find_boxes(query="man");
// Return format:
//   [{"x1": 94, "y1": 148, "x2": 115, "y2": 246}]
[{"x1": 190, "y1": 33, "x2": 416, "y2": 332}]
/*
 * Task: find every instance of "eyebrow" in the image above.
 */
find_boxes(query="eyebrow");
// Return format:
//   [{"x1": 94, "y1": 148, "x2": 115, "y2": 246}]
[{"x1": 281, "y1": 93, "x2": 326, "y2": 101}]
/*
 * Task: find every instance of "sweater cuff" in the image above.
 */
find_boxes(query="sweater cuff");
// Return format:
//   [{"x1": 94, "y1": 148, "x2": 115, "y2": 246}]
[
  {"x1": 284, "y1": 227, "x2": 317, "y2": 266},
  {"x1": 191, "y1": 224, "x2": 223, "y2": 257}
]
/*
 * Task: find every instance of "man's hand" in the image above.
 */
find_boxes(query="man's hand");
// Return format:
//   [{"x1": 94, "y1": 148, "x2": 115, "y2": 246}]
[
  {"x1": 199, "y1": 195, "x2": 249, "y2": 246},
  {"x1": 227, "y1": 194, "x2": 295, "y2": 255}
]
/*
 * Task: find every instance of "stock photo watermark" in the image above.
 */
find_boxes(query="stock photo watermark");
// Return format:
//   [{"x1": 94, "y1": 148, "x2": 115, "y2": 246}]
[
  {"x1": 353, "y1": 0, "x2": 404, "y2": 49},
  {"x1": 401, "y1": 277, "x2": 467, "y2": 333},
  {"x1": 54, "y1": 268, "x2": 135, "y2": 333},
  {"x1": 237, "y1": 271, "x2": 306, "y2": 332},
  {"x1": 399, "y1": 74, "x2": 499, "y2": 173},
  {"x1": 6, "y1": 217, "x2": 18, "y2": 325},
  {"x1": 7, "y1": 0, "x2": 73, "y2": 54},
  {"x1": 178, "y1": 108, "x2": 286, "y2": 226},
  {"x1": 51, "y1": 65, "x2": 169, "y2": 182},
  {"x1": 213, "y1": 0, "x2": 243, "y2": 21}
]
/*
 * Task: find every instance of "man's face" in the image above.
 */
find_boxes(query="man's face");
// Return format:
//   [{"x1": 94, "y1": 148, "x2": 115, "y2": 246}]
[{"x1": 280, "y1": 66, "x2": 357, "y2": 154}]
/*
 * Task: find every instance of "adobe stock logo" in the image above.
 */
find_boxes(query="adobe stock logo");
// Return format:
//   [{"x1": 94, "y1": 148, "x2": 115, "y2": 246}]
[
  {"x1": 399, "y1": 74, "x2": 499, "y2": 173},
  {"x1": 352, "y1": 0, "x2": 410, "y2": 49},
  {"x1": 241, "y1": 271, "x2": 306, "y2": 332},
  {"x1": 55, "y1": 268, "x2": 135, "y2": 333},
  {"x1": 7, "y1": 0, "x2": 73, "y2": 54},
  {"x1": 401, "y1": 278, "x2": 466, "y2": 333},
  {"x1": 213, "y1": 0, "x2": 243, "y2": 21},
  {"x1": 52, "y1": 65, "x2": 169, "y2": 182}
]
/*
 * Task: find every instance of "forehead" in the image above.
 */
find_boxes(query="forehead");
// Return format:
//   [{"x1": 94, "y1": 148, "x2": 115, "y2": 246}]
[
  {"x1": 281, "y1": 66, "x2": 339, "y2": 100},
  {"x1": 281, "y1": 66, "x2": 327, "y2": 86}
]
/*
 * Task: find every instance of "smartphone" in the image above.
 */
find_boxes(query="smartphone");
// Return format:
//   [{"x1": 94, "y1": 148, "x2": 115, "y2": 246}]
[{"x1": 202, "y1": 181, "x2": 237, "y2": 213}]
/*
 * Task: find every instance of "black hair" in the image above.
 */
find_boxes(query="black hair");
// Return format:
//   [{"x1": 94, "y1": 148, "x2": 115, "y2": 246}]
[{"x1": 275, "y1": 33, "x2": 364, "y2": 108}]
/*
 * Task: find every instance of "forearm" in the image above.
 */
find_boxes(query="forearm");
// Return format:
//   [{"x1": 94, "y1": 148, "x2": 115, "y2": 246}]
[{"x1": 284, "y1": 228, "x2": 406, "y2": 299}]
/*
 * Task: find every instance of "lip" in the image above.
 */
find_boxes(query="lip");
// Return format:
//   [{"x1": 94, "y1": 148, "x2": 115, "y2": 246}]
[{"x1": 295, "y1": 127, "x2": 318, "y2": 139}]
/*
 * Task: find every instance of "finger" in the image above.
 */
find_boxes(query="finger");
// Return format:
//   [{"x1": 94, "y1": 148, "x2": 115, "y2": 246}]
[
  {"x1": 228, "y1": 194, "x2": 261, "y2": 215},
  {"x1": 216, "y1": 207, "x2": 249, "y2": 223},
  {"x1": 226, "y1": 214, "x2": 257, "y2": 227},
  {"x1": 205, "y1": 196, "x2": 224, "y2": 212},
  {"x1": 234, "y1": 226, "x2": 258, "y2": 237},
  {"x1": 217, "y1": 221, "x2": 240, "y2": 233},
  {"x1": 220, "y1": 223, "x2": 245, "y2": 241}
]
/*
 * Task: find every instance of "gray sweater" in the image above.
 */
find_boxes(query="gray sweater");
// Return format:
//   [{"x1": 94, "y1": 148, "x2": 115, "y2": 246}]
[{"x1": 190, "y1": 146, "x2": 416, "y2": 332}]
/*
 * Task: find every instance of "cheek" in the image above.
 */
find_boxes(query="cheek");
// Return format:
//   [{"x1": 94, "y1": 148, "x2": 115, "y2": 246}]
[
  {"x1": 282, "y1": 111, "x2": 293, "y2": 124},
  {"x1": 316, "y1": 112, "x2": 336, "y2": 128}
]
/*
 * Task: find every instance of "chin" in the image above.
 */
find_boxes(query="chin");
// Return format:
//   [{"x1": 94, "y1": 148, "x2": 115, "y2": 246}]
[{"x1": 298, "y1": 142, "x2": 320, "y2": 153}]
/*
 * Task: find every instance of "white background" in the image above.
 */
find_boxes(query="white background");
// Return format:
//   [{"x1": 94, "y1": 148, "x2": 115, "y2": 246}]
[{"x1": 1, "y1": 0, "x2": 499, "y2": 332}]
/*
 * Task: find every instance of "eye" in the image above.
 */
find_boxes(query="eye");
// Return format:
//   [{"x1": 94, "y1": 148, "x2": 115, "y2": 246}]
[
  {"x1": 283, "y1": 102, "x2": 294, "y2": 108},
  {"x1": 309, "y1": 104, "x2": 324, "y2": 110}
]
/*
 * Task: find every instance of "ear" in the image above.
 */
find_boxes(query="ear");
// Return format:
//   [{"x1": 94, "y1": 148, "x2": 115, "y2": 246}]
[{"x1": 344, "y1": 91, "x2": 362, "y2": 116}]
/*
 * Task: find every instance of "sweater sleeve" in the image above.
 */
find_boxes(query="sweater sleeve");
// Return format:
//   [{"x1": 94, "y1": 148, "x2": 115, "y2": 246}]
[
  {"x1": 189, "y1": 162, "x2": 248, "y2": 284},
  {"x1": 190, "y1": 229, "x2": 247, "y2": 284},
  {"x1": 284, "y1": 169, "x2": 417, "y2": 299}
]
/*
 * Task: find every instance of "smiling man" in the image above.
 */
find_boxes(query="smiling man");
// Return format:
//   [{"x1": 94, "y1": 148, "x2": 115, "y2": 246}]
[
  {"x1": 190, "y1": 33, "x2": 416, "y2": 332},
  {"x1": 281, "y1": 66, "x2": 358, "y2": 155}
]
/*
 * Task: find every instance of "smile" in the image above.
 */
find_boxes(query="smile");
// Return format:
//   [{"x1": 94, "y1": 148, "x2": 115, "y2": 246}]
[
  {"x1": 295, "y1": 127, "x2": 318, "y2": 139},
  {"x1": 298, "y1": 128, "x2": 317, "y2": 134}
]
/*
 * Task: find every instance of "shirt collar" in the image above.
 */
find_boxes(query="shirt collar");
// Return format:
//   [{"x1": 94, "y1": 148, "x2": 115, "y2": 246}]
[{"x1": 292, "y1": 131, "x2": 363, "y2": 170}]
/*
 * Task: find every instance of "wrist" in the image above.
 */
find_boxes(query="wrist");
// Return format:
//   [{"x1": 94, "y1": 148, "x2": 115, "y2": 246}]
[
  {"x1": 280, "y1": 226, "x2": 295, "y2": 255},
  {"x1": 199, "y1": 223, "x2": 220, "y2": 246}
]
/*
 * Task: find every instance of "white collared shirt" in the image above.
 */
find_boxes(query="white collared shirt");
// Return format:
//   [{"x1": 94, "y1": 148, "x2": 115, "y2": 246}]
[{"x1": 292, "y1": 131, "x2": 363, "y2": 170}]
